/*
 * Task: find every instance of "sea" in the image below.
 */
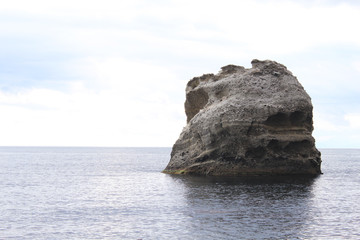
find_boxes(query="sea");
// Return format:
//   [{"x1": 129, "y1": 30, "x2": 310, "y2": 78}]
[{"x1": 0, "y1": 147, "x2": 359, "y2": 239}]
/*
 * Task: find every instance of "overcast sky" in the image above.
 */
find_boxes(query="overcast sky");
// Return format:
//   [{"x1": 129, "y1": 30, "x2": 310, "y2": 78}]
[{"x1": 0, "y1": 0, "x2": 359, "y2": 147}]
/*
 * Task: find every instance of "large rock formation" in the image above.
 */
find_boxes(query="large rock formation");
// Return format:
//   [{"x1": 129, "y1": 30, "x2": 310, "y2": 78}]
[{"x1": 163, "y1": 59, "x2": 321, "y2": 176}]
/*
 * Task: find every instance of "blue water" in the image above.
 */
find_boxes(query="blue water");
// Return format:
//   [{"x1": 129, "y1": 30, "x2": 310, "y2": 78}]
[{"x1": 0, "y1": 147, "x2": 359, "y2": 239}]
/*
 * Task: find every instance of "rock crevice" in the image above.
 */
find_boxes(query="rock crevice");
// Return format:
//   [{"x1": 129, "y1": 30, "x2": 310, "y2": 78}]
[{"x1": 163, "y1": 59, "x2": 321, "y2": 176}]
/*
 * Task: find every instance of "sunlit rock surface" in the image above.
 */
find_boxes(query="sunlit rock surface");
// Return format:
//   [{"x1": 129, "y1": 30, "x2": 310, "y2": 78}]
[{"x1": 163, "y1": 59, "x2": 321, "y2": 176}]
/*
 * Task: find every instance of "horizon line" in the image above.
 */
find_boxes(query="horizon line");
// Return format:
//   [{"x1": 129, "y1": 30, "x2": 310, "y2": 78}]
[{"x1": 0, "y1": 146, "x2": 358, "y2": 150}]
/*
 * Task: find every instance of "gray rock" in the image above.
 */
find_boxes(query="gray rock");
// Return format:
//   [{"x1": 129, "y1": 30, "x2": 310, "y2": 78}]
[{"x1": 163, "y1": 59, "x2": 321, "y2": 176}]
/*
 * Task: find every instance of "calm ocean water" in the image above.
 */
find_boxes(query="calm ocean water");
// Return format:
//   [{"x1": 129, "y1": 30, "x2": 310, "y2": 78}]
[{"x1": 0, "y1": 147, "x2": 359, "y2": 239}]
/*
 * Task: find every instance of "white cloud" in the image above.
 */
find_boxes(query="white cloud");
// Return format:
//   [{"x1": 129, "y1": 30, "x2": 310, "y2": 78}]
[
  {"x1": 0, "y1": 87, "x2": 184, "y2": 146},
  {"x1": 344, "y1": 113, "x2": 360, "y2": 129},
  {"x1": 1, "y1": 0, "x2": 360, "y2": 147},
  {"x1": 313, "y1": 111, "x2": 360, "y2": 148},
  {"x1": 353, "y1": 61, "x2": 360, "y2": 73},
  {"x1": 133, "y1": 0, "x2": 360, "y2": 55},
  {"x1": 0, "y1": 0, "x2": 142, "y2": 20},
  {"x1": 313, "y1": 113, "x2": 340, "y2": 132},
  {"x1": 0, "y1": 58, "x2": 186, "y2": 146},
  {"x1": 3, "y1": 0, "x2": 360, "y2": 56}
]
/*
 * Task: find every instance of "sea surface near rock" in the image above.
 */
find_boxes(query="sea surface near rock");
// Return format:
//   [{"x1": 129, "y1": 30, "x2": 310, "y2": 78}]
[{"x1": 163, "y1": 59, "x2": 321, "y2": 176}]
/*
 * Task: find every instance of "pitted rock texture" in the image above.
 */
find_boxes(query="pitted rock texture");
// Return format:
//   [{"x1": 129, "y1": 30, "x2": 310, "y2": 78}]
[{"x1": 163, "y1": 59, "x2": 321, "y2": 176}]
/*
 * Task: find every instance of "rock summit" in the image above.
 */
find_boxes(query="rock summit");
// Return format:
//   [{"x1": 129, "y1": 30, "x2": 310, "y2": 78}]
[{"x1": 163, "y1": 59, "x2": 321, "y2": 176}]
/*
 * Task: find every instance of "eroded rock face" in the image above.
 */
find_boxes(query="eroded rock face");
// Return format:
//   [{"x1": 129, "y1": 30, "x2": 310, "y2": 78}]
[{"x1": 163, "y1": 59, "x2": 322, "y2": 176}]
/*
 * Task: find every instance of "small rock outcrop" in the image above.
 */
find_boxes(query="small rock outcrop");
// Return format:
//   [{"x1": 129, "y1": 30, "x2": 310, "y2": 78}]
[{"x1": 163, "y1": 59, "x2": 321, "y2": 176}]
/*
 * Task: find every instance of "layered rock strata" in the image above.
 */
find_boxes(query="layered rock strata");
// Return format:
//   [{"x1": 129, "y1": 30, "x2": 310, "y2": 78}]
[{"x1": 163, "y1": 59, "x2": 321, "y2": 176}]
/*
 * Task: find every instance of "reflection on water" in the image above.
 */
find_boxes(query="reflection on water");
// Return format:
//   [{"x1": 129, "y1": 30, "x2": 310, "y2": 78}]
[{"x1": 168, "y1": 175, "x2": 318, "y2": 239}]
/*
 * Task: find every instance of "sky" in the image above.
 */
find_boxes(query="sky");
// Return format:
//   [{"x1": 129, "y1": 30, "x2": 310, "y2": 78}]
[{"x1": 0, "y1": 0, "x2": 360, "y2": 148}]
